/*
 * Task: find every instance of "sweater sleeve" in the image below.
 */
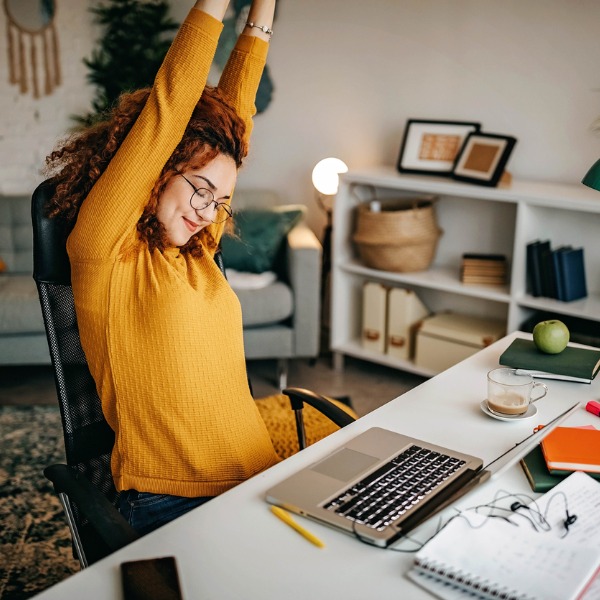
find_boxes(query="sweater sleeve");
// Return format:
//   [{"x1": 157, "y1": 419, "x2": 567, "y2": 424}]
[
  {"x1": 67, "y1": 10, "x2": 223, "y2": 260},
  {"x1": 217, "y1": 34, "x2": 269, "y2": 146},
  {"x1": 203, "y1": 35, "x2": 269, "y2": 248}
]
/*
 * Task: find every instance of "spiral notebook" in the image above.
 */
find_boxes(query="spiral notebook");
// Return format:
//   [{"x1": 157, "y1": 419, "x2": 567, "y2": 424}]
[{"x1": 407, "y1": 472, "x2": 600, "y2": 600}]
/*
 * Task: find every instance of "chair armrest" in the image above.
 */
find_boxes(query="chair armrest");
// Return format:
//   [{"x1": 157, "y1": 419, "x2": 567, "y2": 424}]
[
  {"x1": 285, "y1": 224, "x2": 322, "y2": 356},
  {"x1": 44, "y1": 464, "x2": 140, "y2": 552},
  {"x1": 283, "y1": 386, "x2": 356, "y2": 450}
]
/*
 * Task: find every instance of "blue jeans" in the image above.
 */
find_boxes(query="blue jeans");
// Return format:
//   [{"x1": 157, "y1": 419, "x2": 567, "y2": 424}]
[{"x1": 117, "y1": 490, "x2": 213, "y2": 536}]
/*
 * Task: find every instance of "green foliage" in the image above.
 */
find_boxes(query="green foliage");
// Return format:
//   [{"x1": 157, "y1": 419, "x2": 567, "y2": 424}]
[{"x1": 74, "y1": 0, "x2": 178, "y2": 127}]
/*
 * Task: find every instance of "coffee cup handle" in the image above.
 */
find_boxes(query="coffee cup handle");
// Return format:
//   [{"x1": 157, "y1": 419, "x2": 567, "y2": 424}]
[{"x1": 531, "y1": 381, "x2": 548, "y2": 403}]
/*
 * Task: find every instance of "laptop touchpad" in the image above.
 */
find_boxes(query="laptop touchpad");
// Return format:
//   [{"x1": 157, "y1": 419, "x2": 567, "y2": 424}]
[{"x1": 311, "y1": 448, "x2": 379, "y2": 482}]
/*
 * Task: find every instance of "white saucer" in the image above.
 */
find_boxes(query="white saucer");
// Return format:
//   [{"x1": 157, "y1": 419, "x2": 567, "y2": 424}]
[{"x1": 480, "y1": 400, "x2": 537, "y2": 422}]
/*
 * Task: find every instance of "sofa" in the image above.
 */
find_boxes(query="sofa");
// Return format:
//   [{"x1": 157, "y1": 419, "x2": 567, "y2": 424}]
[
  {"x1": 224, "y1": 190, "x2": 322, "y2": 388},
  {"x1": 0, "y1": 191, "x2": 322, "y2": 388},
  {"x1": 0, "y1": 195, "x2": 48, "y2": 365}
]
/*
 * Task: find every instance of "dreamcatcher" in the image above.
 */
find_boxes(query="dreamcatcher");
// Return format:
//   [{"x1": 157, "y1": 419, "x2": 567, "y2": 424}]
[{"x1": 4, "y1": 0, "x2": 61, "y2": 98}]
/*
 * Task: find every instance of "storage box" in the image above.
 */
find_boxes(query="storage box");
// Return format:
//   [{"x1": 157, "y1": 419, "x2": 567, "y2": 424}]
[
  {"x1": 361, "y1": 282, "x2": 387, "y2": 354},
  {"x1": 386, "y1": 288, "x2": 429, "y2": 361},
  {"x1": 414, "y1": 312, "x2": 506, "y2": 373}
]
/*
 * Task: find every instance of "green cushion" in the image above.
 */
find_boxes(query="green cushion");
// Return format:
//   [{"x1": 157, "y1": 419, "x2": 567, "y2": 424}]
[{"x1": 222, "y1": 206, "x2": 305, "y2": 273}]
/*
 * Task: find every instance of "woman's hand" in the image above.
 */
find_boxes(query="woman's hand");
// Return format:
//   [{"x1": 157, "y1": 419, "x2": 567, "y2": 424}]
[{"x1": 193, "y1": 0, "x2": 230, "y2": 22}]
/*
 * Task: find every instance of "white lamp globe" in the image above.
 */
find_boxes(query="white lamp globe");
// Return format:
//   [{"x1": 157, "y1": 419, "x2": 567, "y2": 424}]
[{"x1": 311, "y1": 158, "x2": 348, "y2": 196}]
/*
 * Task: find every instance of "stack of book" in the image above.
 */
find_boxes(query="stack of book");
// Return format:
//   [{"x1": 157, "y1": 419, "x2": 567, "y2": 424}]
[
  {"x1": 460, "y1": 253, "x2": 507, "y2": 286},
  {"x1": 526, "y1": 239, "x2": 587, "y2": 301},
  {"x1": 521, "y1": 426, "x2": 600, "y2": 492}
]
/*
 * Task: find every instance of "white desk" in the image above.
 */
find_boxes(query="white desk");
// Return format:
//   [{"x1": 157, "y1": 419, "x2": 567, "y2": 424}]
[{"x1": 34, "y1": 332, "x2": 600, "y2": 600}]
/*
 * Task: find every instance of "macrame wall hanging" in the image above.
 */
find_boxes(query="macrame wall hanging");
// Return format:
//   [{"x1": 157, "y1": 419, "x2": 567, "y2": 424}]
[{"x1": 4, "y1": 0, "x2": 61, "y2": 98}]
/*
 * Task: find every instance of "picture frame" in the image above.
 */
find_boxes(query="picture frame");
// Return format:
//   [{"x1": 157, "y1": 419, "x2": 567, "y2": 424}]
[
  {"x1": 397, "y1": 119, "x2": 481, "y2": 176},
  {"x1": 452, "y1": 132, "x2": 517, "y2": 187}
]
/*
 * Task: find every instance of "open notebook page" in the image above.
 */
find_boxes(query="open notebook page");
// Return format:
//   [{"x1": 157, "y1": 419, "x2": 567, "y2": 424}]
[{"x1": 406, "y1": 471, "x2": 600, "y2": 600}]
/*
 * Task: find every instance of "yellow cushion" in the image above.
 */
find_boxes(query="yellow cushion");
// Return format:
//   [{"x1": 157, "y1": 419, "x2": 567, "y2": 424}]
[{"x1": 255, "y1": 394, "x2": 358, "y2": 460}]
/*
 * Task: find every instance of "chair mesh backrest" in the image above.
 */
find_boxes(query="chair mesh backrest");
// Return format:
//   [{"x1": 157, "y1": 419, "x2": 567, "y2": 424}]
[{"x1": 32, "y1": 182, "x2": 118, "y2": 525}]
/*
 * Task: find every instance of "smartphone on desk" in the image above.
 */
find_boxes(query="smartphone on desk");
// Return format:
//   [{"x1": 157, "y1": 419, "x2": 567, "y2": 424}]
[{"x1": 121, "y1": 556, "x2": 183, "y2": 600}]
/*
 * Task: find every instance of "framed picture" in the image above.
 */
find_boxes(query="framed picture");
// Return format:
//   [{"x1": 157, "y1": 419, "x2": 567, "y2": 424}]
[
  {"x1": 397, "y1": 119, "x2": 481, "y2": 176},
  {"x1": 452, "y1": 133, "x2": 517, "y2": 187}
]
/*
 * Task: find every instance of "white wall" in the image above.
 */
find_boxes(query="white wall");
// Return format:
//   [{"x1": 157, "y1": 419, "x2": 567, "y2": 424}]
[
  {"x1": 2, "y1": 0, "x2": 599, "y2": 234},
  {"x1": 0, "y1": 1, "x2": 95, "y2": 195}
]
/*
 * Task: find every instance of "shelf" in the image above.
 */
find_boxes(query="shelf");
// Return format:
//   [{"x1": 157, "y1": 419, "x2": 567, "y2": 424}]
[
  {"x1": 340, "y1": 261, "x2": 511, "y2": 302},
  {"x1": 331, "y1": 167, "x2": 600, "y2": 376},
  {"x1": 331, "y1": 339, "x2": 436, "y2": 378},
  {"x1": 516, "y1": 294, "x2": 600, "y2": 322},
  {"x1": 344, "y1": 166, "x2": 600, "y2": 213}
]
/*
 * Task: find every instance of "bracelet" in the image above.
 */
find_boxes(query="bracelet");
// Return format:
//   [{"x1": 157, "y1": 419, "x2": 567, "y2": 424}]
[{"x1": 245, "y1": 21, "x2": 273, "y2": 39}]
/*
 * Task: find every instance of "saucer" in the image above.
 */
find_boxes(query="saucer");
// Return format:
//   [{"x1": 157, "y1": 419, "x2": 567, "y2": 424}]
[{"x1": 480, "y1": 400, "x2": 537, "y2": 422}]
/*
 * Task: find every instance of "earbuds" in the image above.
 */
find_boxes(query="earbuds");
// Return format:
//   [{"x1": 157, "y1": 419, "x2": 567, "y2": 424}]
[
  {"x1": 565, "y1": 512, "x2": 577, "y2": 528},
  {"x1": 510, "y1": 498, "x2": 577, "y2": 533}
]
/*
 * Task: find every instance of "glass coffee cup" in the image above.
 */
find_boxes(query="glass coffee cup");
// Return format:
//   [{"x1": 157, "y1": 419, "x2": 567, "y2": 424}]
[{"x1": 486, "y1": 368, "x2": 548, "y2": 416}]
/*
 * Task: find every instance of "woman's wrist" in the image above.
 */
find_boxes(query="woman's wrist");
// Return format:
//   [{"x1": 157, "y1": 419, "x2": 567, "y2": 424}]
[
  {"x1": 193, "y1": 0, "x2": 230, "y2": 22},
  {"x1": 244, "y1": 0, "x2": 276, "y2": 41}
]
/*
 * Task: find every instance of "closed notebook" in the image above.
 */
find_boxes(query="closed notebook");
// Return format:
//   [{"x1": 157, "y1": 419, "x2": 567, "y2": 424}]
[
  {"x1": 499, "y1": 337, "x2": 600, "y2": 383},
  {"x1": 520, "y1": 443, "x2": 600, "y2": 493},
  {"x1": 407, "y1": 512, "x2": 600, "y2": 600},
  {"x1": 540, "y1": 426, "x2": 600, "y2": 474}
]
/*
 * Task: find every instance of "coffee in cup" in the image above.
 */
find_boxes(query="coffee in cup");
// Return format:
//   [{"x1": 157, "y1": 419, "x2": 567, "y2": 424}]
[{"x1": 486, "y1": 367, "x2": 548, "y2": 416}]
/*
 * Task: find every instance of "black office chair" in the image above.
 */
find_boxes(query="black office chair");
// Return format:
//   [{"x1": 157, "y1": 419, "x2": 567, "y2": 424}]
[{"x1": 32, "y1": 180, "x2": 355, "y2": 568}]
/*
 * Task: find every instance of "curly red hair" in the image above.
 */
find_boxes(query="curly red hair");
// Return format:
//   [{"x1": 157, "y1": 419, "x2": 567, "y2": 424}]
[{"x1": 45, "y1": 86, "x2": 247, "y2": 256}]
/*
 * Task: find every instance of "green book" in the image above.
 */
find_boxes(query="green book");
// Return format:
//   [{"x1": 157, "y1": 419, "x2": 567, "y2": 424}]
[
  {"x1": 499, "y1": 337, "x2": 600, "y2": 383},
  {"x1": 521, "y1": 445, "x2": 600, "y2": 492}
]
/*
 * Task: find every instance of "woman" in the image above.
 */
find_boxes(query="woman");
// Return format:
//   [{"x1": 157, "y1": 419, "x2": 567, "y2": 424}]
[{"x1": 44, "y1": 0, "x2": 279, "y2": 535}]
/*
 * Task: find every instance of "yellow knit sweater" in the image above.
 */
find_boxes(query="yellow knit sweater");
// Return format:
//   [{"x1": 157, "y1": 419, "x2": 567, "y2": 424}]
[{"x1": 67, "y1": 9, "x2": 280, "y2": 497}]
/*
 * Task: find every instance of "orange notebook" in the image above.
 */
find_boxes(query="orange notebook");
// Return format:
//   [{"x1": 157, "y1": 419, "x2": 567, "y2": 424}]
[{"x1": 540, "y1": 426, "x2": 600, "y2": 475}]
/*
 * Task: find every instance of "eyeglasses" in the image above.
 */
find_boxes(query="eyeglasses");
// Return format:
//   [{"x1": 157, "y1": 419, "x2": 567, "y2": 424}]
[{"x1": 179, "y1": 173, "x2": 233, "y2": 224}]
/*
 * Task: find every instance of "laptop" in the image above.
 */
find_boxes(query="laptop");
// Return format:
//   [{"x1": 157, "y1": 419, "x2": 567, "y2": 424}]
[{"x1": 265, "y1": 403, "x2": 579, "y2": 547}]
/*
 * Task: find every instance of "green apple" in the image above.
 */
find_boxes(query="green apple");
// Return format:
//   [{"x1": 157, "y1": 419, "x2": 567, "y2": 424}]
[{"x1": 532, "y1": 319, "x2": 570, "y2": 354}]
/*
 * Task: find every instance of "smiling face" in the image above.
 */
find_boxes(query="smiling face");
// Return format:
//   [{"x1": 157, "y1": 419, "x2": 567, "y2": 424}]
[{"x1": 156, "y1": 153, "x2": 238, "y2": 247}]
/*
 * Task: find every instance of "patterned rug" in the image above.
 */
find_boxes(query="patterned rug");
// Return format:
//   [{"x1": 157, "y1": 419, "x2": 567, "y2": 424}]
[{"x1": 0, "y1": 406, "x2": 79, "y2": 599}]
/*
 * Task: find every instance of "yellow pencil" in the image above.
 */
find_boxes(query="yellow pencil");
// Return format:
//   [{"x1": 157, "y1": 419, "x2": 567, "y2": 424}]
[{"x1": 270, "y1": 505, "x2": 325, "y2": 548}]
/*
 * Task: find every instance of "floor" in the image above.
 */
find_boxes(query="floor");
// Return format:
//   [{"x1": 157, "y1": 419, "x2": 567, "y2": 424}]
[{"x1": 0, "y1": 352, "x2": 427, "y2": 416}]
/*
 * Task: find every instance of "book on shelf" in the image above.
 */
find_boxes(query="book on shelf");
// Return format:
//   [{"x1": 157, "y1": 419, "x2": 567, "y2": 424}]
[
  {"x1": 461, "y1": 253, "x2": 507, "y2": 286},
  {"x1": 557, "y1": 247, "x2": 587, "y2": 302},
  {"x1": 551, "y1": 248, "x2": 564, "y2": 301},
  {"x1": 520, "y1": 441, "x2": 600, "y2": 493},
  {"x1": 526, "y1": 239, "x2": 549, "y2": 297},
  {"x1": 541, "y1": 243, "x2": 558, "y2": 298},
  {"x1": 540, "y1": 426, "x2": 600, "y2": 475},
  {"x1": 499, "y1": 337, "x2": 600, "y2": 383},
  {"x1": 525, "y1": 240, "x2": 587, "y2": 302},
  {"x1": 406, "y1": 473, "x2": 600, "y2": 600}
]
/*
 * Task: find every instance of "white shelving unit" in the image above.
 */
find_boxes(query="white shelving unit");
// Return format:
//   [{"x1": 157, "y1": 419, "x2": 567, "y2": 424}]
[{"x1": 330, "y1": 166, "x2": 600, "y2": 375}]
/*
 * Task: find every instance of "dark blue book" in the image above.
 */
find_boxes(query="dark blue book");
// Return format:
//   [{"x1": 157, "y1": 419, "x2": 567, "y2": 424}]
[
  {"x1": 542, "y1": 246, "x2": 558, "y2": 299},
  {"x1": 552, "y1": 246, "x2": 571, "y2": 301},
  {"x1": 558, "y1": 247, "x2": 587, "y2": 302},
  {"x1": 526, "y1": 240, "x2": 545, "y2": 297}
]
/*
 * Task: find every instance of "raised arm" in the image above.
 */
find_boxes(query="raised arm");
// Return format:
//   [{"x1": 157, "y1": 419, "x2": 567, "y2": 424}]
[
  {"x1": 217, "y1": 0, "x2": 276, "y2": 143},
  {"x1": 193, "y1": 0, "x2": 229, "y2": 20},
  {"x1": 68, "y1": 1, "x2": 229, "y2": 259}
]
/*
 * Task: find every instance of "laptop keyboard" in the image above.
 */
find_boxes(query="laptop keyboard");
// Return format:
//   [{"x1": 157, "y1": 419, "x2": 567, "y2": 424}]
[{"x1": 323, "y1": 445, "x2": 466, "y2": 531}]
